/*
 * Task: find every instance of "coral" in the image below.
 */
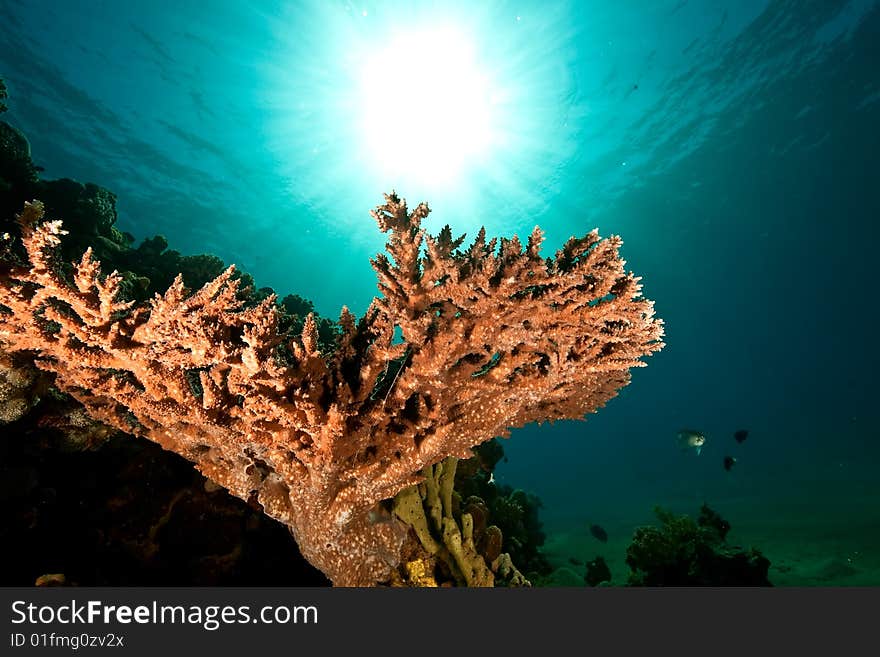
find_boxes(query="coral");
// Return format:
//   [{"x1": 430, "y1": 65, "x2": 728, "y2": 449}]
[
  {"x1": 0, "y1": 121, "x2": 39, "y2": 191},
  {"x1": 0, "y1": 428, "x2": 328, "y2": 586},
  {"x1": 34, "y1": 178, "x2": 118, "y2": 238},
  {"x1": 454, "y1": 439, "x2": 552, "y2": 577},
  {"x1": 488, "y1": 487, "x2": 551, "y2": 576},
  {"x1": 401, "y1": 558, "x2": 438, "y2": 587},
  {"x1": 0, "y1": 193, "x2": 664, "y2": 585},
  {"x1": 34, "y1": 573, "x2": 66, "y2": 586},
  {"x1": 584, "y1": 555, "x2": 612, "y2": 586},
  {"x1": 697, "y1": 502, "x2": 731, "y2": 540},
  {"x1": 0, "y1": 351, "x2": 48, "y2": 423},
  {"x1": 279, "y1": 294, "x2": 340, "y2": 354},
  {"x1": 494, "y1": 553, "x2": 530, "y2": 587},
  {"x1": 625, "y1": 506, "x2": 771, "y2": 586},
  {"x1": 481, "y1": 525, "x2": 503, "y2": 564},
  {"x1": 0, "y1": 87, "x2": 262, "y2": 307},
  {"x1": 35, "y1": 395, "x2": 117, "y2": 451},
  {"x1": 392, "y1": 457, "x2": 496, "y2": 586}
]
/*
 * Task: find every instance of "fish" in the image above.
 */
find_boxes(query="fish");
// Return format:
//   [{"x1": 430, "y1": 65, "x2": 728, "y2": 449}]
[
  {"x1": 677, "y1": 429, "x2": 706, "y2": 455},
  {"x1": 723, "y1": 455, "x2": 737, "y2": 471},
  {"x1": 734, "y1": 429, "x2": 749, "y2": 444},
  {"x1": 589, "y1": 524, "x2": 608, "y2": 543}
]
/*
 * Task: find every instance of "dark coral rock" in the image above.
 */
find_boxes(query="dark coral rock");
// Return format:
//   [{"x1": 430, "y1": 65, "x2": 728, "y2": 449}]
[
  {"x1": 0, "y1": 351, "x2": 50, "y2": 424},
  {"x1": 480, "y1": 525, "x2": 503, "y2": 564},
  {"x1": 136, "y1": 234, "x2": 169, "y2": 257},
  {"x1": 462, "y1": 496, "x2": 489, "y2": 539},
  {"x1": 0, "y1": 83, "x2": 42, "y2": 220},
  {"x1": 35, "y1": 393, "x2": 118, "y2": 452},
  {"x1": 585, "y1": 555, "x2": 612, "y2": 586},
  {"x1": 0, "y1": 121, "x2": 38, "y2": 187},
  {"x1": 38, "y1": 178, "x2": 118, "y2": 239},
  {"x1": 489, "y1": 487, "x2": 551, "y2": 578},
  {"x1": 280, "y1": 293, "x2": 316, "y2": 318},
  {"x1": 452, "y1": 443, "x2": 551, "y2": 578},
  {"x1": 115, "y1": 271, "x2": 152, "y2": 300},
  {"x1": 175, "y1": 253, "x2": 227, "y2": 290},
  {"x1": 625, "y1": 506, "x2": 771, "y2": 586},
  {"x1": 0, "y1": 422, "x2": 329, "y2": 586},
  {"x1": 279, "y1": 294, "x2": 339, "y2": 352},
  {"x1": 454, "y1": 453, "x2": 482, "y2": 481},
  {"x1": 697, "y1": 503, "x2": 731, "y2": 541},
  {"x1": 473, "y1": 438, "x2": 504, "y2": 473}
]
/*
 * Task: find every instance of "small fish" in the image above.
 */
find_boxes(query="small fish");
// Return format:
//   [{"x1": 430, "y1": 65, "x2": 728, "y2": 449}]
[
  {"x1": 723, "y1": 455, "x2": 737, "y2": 471},
  {"x1": 589, "y1": 524, "x2": 608, "y2": 543},
  {"x1": 677, "y1": 429, "x2": 706, "y2": 455},
  {"x1": 734, "y1": 429, "x2": 749, "y2": 444},
  {"x1": 568, "y1": 557, "x2": 583, "y2": 566}
]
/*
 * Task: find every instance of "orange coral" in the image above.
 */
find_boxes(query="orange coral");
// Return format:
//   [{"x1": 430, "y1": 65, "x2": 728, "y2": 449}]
[{"x1": 0, "y1": 193, "x2": 664, "y2": 585}]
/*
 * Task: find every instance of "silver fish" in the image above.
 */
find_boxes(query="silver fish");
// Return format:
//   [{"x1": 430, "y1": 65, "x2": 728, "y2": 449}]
[{"x1": 677, "y1": 429, "x2": 706, "y2": 455}]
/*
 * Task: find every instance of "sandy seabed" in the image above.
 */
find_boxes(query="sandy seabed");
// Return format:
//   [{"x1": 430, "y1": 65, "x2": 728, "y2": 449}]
[{"x1": 541, "y1": 491, "x2": 880, "y2": 586}]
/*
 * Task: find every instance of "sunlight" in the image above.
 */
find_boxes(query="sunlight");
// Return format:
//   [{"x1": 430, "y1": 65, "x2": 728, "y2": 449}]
[
  {"x1": 358, "y1": 26, "x2": 494, "y2": 186},
  {"x1": 264, "y1": 2, "x2": 582, "y2": 246}
]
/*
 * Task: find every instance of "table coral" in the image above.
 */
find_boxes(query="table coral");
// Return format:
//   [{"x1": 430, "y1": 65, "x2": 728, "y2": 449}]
[{"x1": 0, "y1": 193, "x2": 664, "y2": 585}]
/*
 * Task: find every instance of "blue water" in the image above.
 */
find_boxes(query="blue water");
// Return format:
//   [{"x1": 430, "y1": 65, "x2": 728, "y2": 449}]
[{"x1": 2, "y1": 0, "x2": 878, "y2": 580}]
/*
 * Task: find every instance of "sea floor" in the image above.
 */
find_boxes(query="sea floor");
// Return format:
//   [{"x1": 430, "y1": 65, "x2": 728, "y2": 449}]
[{"x1": 540, "y1": 492, "x2": 880, "y2": 586}]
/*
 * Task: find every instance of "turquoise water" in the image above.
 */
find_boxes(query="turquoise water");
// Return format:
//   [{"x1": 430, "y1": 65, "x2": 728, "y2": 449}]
[{"x1": 1, "y1": 0, "x2": 878, "y2": 583}]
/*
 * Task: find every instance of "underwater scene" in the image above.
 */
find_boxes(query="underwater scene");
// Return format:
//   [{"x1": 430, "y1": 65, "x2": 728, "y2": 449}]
[{"x1": 0, "y1": 0, "x2": 878, "y2": 587}]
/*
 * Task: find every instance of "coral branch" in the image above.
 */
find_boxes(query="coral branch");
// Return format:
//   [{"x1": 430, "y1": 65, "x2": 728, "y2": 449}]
[{"x1": 0, "y1": 194, "x2": 664, "y2": 585}]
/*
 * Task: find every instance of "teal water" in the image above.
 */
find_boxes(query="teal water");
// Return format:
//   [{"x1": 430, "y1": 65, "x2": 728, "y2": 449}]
[{"x1": 1, "y1": 0, "x2": 878, "y2": 583}]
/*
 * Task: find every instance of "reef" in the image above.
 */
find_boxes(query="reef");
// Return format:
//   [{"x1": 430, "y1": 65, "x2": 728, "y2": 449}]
[
  {"x1": 625, "y1": 505, "x2": 772, "y2": 586},
  {"x1": 385, "y1": 441, "x2": 552, "y2": 587},
  {"x1": 0, "y1": 417, "x2": 329, "y2": 586},
  {"x1": 0, "y1": 80, "x2": 664, "y2": 586},
  {"x1": 454, "y1": 439, "x2": 553, "y2": 579},
  {"x1": 584, "y1": 555, "x2": 612, "y2": 586}
]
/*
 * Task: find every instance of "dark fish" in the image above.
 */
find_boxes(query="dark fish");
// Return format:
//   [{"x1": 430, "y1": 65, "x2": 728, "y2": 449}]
[
  {"x1": 734, "y1": 429, "x2": 749, "y2": 443},
  {"x1": 723, "y1": 456, "x2": 737, "y2": 471},
  {"x1": 568, "y1": 557, "x2": 583, "y2": 566},
  {"x1": 589, "y1": 524, "x2": 608, "y2": 543}
]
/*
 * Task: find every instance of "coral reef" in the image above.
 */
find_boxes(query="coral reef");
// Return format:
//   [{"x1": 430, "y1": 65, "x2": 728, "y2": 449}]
[
  {"x1": 0, "y1": 351, "x2": 49, "y2": 424},
  {"x1": 0, "y1": 422, "x2": 327, "y2": 586},
  {"x1": 454, "y1": 439, "x2": 552, "y2": 578},
  {"x1": 0, "y1": 77, "x2": 664, "y2": 586},
  {"x1": 0, "y1": 193, "x2": 663, "y2": 585},
  {"x1": 392, "y1": 457, "x2": 500, "y2": 587},
  {"x1": 625, "y1": 505, "x2": 772, "y2": 586},
  {"x1": 488, "y1": 488, "x2": 551, "y2": 577},
  {"x1": 396, "y1": 440, "x2": 548, "y2": 586},
  {"x1": 0, "y1": 95, "x2": 259, "y2": 307},
  {"x1": 584, "y1": 555, "x2": 612, "y2": 586},
  {"x1": 387, "y1": 443, "x2": 540, "y2": 586}
]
